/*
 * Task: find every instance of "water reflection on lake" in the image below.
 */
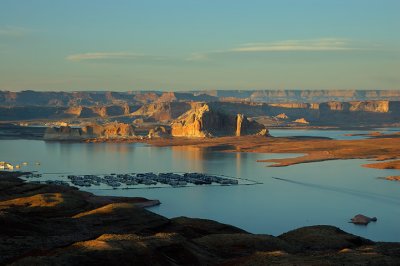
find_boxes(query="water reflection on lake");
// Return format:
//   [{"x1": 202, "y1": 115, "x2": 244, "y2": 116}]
[{"x1": 1, "y1": 135, "x2": 399, "y2": 242}]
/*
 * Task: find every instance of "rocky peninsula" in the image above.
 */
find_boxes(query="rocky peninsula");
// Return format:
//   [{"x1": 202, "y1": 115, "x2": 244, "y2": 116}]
[{"x1": 1, "y1": 171, "x2": 400, "y2": 265}]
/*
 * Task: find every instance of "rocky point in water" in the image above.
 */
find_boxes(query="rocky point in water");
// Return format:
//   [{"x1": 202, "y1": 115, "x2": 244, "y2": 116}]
[
  {"x1": 171, "y1": 103, "x2": 268, "y2": 138},
  {"x1": 350, "y1": 214, "x2": 378, "y2": 225}
]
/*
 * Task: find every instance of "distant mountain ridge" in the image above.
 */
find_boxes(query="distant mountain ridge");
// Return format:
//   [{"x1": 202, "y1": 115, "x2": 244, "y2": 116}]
[
  {"x1": 1, "y1": 90, "x2": 400, "y2": 106},
  {"x1": 1, "y1": 90, "x2": 400, "y2": 127}
]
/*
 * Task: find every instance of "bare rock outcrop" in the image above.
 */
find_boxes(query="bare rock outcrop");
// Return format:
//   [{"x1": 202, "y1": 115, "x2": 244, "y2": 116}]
[
  {"x1": 147, "y1": 126, "x2": 171, "y2": 139},
  {"x1": 44, "y1": 122, "x2": 136, "y2": 140},
  {"x1": 293, "y1": 118, "x2": 310, "y2": 124},
  {"x1": 276, "y1": 113, "x2": 289, "y2": 119},
  {"x1": 171, "y1": 104, "x2": 268, "y2": 138},
  {"x1": 100, "y1": 122, "x2": 135, "y2": 138},
  {"x1": 350, "y1": 214, "x2": 377, "y2": 225}
]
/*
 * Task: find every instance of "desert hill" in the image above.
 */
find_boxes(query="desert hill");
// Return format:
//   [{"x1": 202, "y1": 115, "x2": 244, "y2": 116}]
[{"x1": 1, "y1": 171, "x2": 399, "y2": 265}]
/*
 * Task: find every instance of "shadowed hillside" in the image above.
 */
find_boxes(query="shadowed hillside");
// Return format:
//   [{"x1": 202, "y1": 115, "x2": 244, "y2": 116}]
[{"x1": 1, "y1": 171, "x2": 400, "y2": 265}]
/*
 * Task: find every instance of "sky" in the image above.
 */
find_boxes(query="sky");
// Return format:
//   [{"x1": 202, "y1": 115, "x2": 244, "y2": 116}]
[{"x1": 0, "y1": 0, "x2": 399, "y2": 91}]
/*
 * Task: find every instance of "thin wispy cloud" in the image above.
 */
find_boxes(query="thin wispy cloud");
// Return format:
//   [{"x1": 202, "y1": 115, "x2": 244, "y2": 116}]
[
  {"x1": 66, "y1": 52, "x2": 167, "y2": 62},
  {"x1": 68, "y1": 38, "x2": 365, "y2": 63},
  {"x1": 231, "y1": 38, "x2": 355, "y2": 52},
  {"x1": 0, "y1": 26, "x2": 30, "y2": 37},
  {"x1": 187, "y1": 38, "x2": 360, "y2": 61}
]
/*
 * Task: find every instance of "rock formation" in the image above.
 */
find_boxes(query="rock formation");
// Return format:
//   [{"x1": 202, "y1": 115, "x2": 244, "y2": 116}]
[
  {"x1": 171, "y1": 104, "x2": 268, "y2": 138},
  {"x1": 236, "y1": 114, "x2": 245, "y2": 136},
  {"x1": 350, "y1": 214, "x2": 377, "y2": 225},
  {"x1": 384, "y1": 176, "x2": 400, "y2": 181},
  {"x1": 276, "y1": 113, "x2": 289, "y2": 119},
  {"x1": 147, "y1": 126, "x2": 171, "y2": 138},
  {"x1": 100, "y1": 122, "x2": 135, "y2": 138},
  {"x1": 44, "y1": 125, "x2": 83, "y2": 140},
  {"x1": 293, "y1": 118, "x2": 310, "y2": 124},
  {"x1": 44, "y1": 122, "x2": 136, "y2": 140}
]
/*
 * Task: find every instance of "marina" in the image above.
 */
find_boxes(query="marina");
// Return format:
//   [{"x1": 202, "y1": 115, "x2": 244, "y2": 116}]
[{"x1": 22, "y1": 171, "x2": 260, "y2": 189}]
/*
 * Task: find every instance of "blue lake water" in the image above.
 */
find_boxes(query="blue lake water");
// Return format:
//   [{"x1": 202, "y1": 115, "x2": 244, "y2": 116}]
[
  {"x1": 1, "y1": 129, "x2": 400, "y2": 242},
  {"x1": 269, "y1": 127, "x2": 400, "y2": 140}
]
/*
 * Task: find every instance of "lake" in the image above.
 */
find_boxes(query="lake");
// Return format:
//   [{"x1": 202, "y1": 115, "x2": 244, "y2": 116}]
[
  {"x1": 269, "y1": 127, "x2": 400, "y2": 140},
  {"x1": 1, "y1": 129, "x2": 400, "y2": 242}
]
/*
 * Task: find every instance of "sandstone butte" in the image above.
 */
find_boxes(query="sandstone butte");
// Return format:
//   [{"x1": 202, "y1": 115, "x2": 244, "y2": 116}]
[
  {"x1": 170, "y1": 103, "x2": 268, "y2": 138},
  {"x1": 1, "y1": 171, "x2": 400, "y2": 265},
  {"x1": 44, "y1": 122, "x2": 136, "y2": 141}
]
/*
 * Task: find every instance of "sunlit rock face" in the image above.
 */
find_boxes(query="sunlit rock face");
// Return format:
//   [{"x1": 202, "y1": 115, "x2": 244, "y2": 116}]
[
  {"x1": 171, "y1": 103, "x2": 268, "y2": 138},
  {"x1": 44, "y1": 122, "x2": 136, "y2": 140},
  {"x1": 293, "y1": 118, "x2": 310, "y2": 124}
]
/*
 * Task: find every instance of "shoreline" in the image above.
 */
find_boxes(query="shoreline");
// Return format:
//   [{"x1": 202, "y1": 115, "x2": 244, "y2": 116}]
[
  {"x1": 3, "y1": 133, "x2": 400, "y2": 171},
  {"x1": 3, "y1": 132, "x2": 400, "y2": 180},
  {"x1": 145, "y1": 135, "x2": 400, "y2": 170},
  {"x1": 1, "y1": 123, "x2": 400, "y2": 141}
]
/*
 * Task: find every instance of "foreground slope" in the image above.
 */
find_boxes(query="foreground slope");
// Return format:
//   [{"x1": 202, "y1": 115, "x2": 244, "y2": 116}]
[{"x1": 1, "y1": 172, "x2": 399, "y2": 265}]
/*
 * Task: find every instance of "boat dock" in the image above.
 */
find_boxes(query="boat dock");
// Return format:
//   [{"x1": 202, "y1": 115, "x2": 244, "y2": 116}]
[{"x1": 22, "y1": 172, "x2": 261, "y2": 189}]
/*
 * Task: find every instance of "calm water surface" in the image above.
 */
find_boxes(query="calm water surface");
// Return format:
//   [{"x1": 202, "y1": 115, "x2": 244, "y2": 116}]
[
  {"x1": 1, "y1": 130, "x2": 399, "y2": 242},
  {"x1": 269, "y1": 127, "x2": 400, "y2": 140}
]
